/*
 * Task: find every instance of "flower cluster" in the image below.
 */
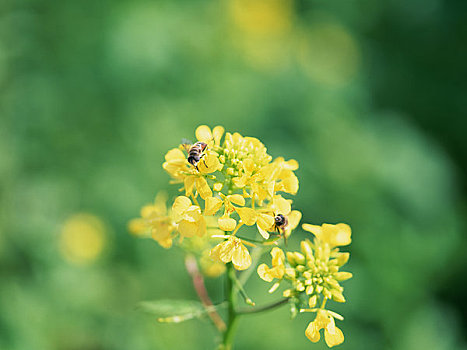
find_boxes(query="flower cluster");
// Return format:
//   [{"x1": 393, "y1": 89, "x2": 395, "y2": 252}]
[
  {"x1": 130, "y1": 125, "x2": 301, "y2": 270},
  {"x1": 258, "y1": 223, "x2": 352, "y2": 347},
  {"x1": 129, "y1": 125, "x2": 352, "y2": 347}
]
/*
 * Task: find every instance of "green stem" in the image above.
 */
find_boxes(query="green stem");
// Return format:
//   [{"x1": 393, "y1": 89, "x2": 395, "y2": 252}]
[
  {"x1": 222, "y1": 263, "x2": 239, "y2": 350},
  {"x1": 230, "y1": 269, "x2": 255, "y2": 306},
  {"x1": 237, "y1": 298, "x2": 289, "y2": 315}
]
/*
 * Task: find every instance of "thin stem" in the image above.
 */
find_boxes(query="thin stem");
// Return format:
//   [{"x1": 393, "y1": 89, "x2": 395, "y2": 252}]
[
  {"x1": 191, "y1": 194, "x2": 200, "y2": 207},
  {"x1": 185, "y1": 255, "x2": 226, "y2": 332},
  {"x1": 230, "y1": 270, "x2": 255, "y2": 306},
  {"x1": 238, "y1": 247, "x2": 264, "y2": 285},
  {"x1": 237, "y1": 298, "x2": 289, "y2": 315},
  {"x1": 231, "y1": 223, "x2": 244, "y2": 236},
  {"x1": 222, "y1": 263, "x2": 239, "y2": 350}
]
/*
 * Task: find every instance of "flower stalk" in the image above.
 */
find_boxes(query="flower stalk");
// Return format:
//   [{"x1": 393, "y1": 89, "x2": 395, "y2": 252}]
[{"x1": 222, "y1": 263, "x2": 239, "y2": 350}]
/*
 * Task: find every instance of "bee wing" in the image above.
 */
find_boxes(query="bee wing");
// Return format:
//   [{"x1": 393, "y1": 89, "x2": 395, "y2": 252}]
[{"x1": 181, "y1": 138, "x2": 193, "y2": 152}]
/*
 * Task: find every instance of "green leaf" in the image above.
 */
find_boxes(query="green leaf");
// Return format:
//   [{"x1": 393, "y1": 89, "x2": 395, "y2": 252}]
[{"x1": 138, "y1": 299, "x2": 226, "y2": 324}]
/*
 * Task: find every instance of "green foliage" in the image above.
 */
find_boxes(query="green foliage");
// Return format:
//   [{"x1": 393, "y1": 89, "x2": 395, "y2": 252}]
[{"x1": 139, "y1": 299, "x2": 225, "y2": 323}]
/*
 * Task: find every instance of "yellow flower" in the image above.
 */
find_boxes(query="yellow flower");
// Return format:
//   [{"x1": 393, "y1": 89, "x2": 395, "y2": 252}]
[
  {"x1": 128, "y1": 192, "x2": 175, "y2": 248},
  {"x1": 162, "y1": 148, "x2": 188, "y2": 180},
  {"x1": 254, "y1": 157, "x2": 299, "y2": 197},
  {"x1": 255, "y1": 195, "x2": 301, "y2": 239},
  {"x1": 163, "y1": 142, "x2": 221, "y2": 200},
  {"x1": 204, "y1": 194, "x2": 247, "y2": 231},
  {"x1": 210, "y1": 236, "x2": 252, "y2": 270},
  {"x1": 195, "y1": 125, "x2": 225, "y2": 148},
  {"x1": 271, "y1": 157, "x2": 299, "y2": 195},
  {"x1": 200, "y1": 250, "x2": 226, "y2": 277},
  {"x1": 302, "y1": 223, "x2": 352, "y2": 247},
  {"x1": 305, "y1": 310, "x2": 344, "y2": 347},
  {"x1": 257, "y1": 247, "x2": 285, "y2": 282},
  {"x1": 224, "y1": 132, "x2": 272, "y2": 172},
  {"x1": 172, "y1": 196, "x2": 206, "y2": 238}
]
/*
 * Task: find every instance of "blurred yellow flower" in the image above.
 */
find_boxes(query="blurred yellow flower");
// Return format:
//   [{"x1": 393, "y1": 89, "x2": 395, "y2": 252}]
[
  {"x1": 228, "y1": 0, "x2": 294, "y2": 70},
  {"x1": 210, "y1": 236, "x2": 252, "y2": 270},
  {"x1": 128, "y1": 192, "x2": 175, "y2": 248},
  {"x1": 305, "y1": 310, "x2": 344, "y2": 347},
  {"x1": 302, "y1": 223, "x2": 351, "y2": 247},
  {"x1": 60, "y1": 213, "x2": 106, "y2": 265},
  {"x1": 297, "y1": 21, "x2": 360, "y2": 87},
  {"x1": 229, "y1": 0, "x2": 293, "y2": 36},
  {"x1": 200, "y1": 250, "x2": 226, "y2": 278},
  {"x1": 172, "y1": 196, "x2": 206, "y2": 238}
]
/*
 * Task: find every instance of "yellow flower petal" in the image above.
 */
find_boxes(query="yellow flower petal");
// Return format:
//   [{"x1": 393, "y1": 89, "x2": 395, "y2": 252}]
[
  {"x1": 235, "y1": 207, "x2": 257, "y2": 226},
  {"x1": 257, "y1": 213, "x2": 274, "y2": 230},
  {"x1": 334, "y1": 271, "x2": 353, "y2": 281},
  {"x1": 324, "y1": 223, "x2": 352, "y2": 246},
  {"x1": 210, "y1": 239, "x2": 234, "y2": 263},
  {"x1": 243, "y1": 158, "x2": 255, "y2": 173},
  {"x1": 172, "y1": 196, "x2": 192, "y2": 220},
  {"x1": 272, "y1": 195, "x2": 291, "y2": 215},
  {"x1": 165, "y1": 148, "x2": 186, "y2": 161},
  {"x1": 280, "y1": 173, "x2": 299, "y2": 194},
  {"x1": 196, "y1": 215, "x2": 207, "y2": 237},
  {"x1": 212, "y1": 126, "x2": 225, "y2": 145},
  {"x1": 303, "y1": 223, "x2": 352, "y2": 247},
  {"x1": 284, "y1": 158, "x2": 299, "y2": 170},
  {"x1": 198, "y1": 151, "x2": 221, "y2": 174},
  {"x1": 257, "y1": 225, "x2": 269, "y2": 239},
  {"x1": 257, "y1": 264, "x2": 274, "y2": 282},
  {"x1": 195, "y1": 177, "x2": 212, "y2": 200},
  {"x1": 184, "y1": 176, "x2": 196, "y2": 197},
  {"x1": 218, "y1": 216, "x2": 237, "y2": 231},
  {"x1": 325, "y1": 323, "x2": 344, "y2": 347},
  {"x1": 128, "y1": 218, "x2": 147, "y2": 236},
  {"x1": 335, "y1": 252, "x2": 350, "y2": 266},
  {"x1": 232, "y1": 175, "x2": 248, "y2": 188},
  {"x1": 183, "y1": 206, "x2": 202, "y2": 222},
  {"x1": 195, "y1": 125, "x2": 212, "y2": 142},
  {"x1": 177, "y1": 220, "x2": 199, "y2": 237},
  {"x1": 305, "y1": 321, "x2": 321, "y2": 343},
  {"x1": 231, "y1": 241, "x2": 251, "y2": 270},
  {"x1": 204, "y1": 196, "x2": 223, "y2": 216},
  {"x1": 288, "y1": 210, "x2": 302, "y2": 229},
  {"x1": 271, "y1": 247, "x2": 285, "y2": 266},
  {"x1": 227, "y1": 194, "x2": 245, "y2": 206}
]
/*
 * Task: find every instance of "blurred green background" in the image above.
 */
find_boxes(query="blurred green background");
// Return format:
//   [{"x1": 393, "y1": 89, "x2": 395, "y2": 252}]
[{"x1": 2, "y1": 0, "x2": 467, "y2": 349}]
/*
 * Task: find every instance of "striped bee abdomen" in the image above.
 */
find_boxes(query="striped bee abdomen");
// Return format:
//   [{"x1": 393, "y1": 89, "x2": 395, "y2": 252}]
[{"x1": 187, "y1": 142, "x2": 207, "y2": 167}]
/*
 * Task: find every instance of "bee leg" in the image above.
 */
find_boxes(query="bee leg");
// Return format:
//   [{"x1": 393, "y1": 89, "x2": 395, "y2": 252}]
[{"x1": 200, "y1": 153, "x2": 207, "y2": 167}]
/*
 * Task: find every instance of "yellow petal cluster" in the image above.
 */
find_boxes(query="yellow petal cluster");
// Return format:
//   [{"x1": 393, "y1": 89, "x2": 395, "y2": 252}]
[
  {"x1": 172, "y1": 196, "x2": 206, "y2": 238},
  {"x1": 257, "y1": 247, "x2": 285, "y2": 282},
  {"x1": 133, "y1": 125, "x2": 303, "y2": 271},
  {"x1": 305, "y1": 310, "x2": 344, "y2": 347},
  {"x1": 128, "y1": 192, "x2": 176, "y2": 248},
  {"x1": 210, "y1": 236, "x2": 252, "y2": 270},
  {"x1": 257, "y1": 222, "x2": 352, "y2": 347},
  {"x1": 302, "y1": 223, "x2": 352, "y2": 247}
]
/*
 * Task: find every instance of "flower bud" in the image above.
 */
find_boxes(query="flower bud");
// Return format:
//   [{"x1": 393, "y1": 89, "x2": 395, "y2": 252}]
[{"x1": 293, "y1": 252, "x2": 306, "y2": 265}]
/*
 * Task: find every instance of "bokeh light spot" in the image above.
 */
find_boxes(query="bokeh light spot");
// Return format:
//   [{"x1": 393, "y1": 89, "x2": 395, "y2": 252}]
[
  {"x1": 297, "y1": 21, "x2": 360, "y2": 86},
  {"x1": 60, "y1": 213, "x2": 107, "y2": 265}
]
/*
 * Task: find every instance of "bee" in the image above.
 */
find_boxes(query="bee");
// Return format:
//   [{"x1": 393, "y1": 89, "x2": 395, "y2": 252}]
[
  {"x1": 183, "y1": 140, "x2": 208, "y2": 170},
  {"x1": 272, "y1": 214, "x2": 289, "y2": 245}
]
